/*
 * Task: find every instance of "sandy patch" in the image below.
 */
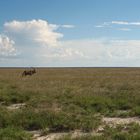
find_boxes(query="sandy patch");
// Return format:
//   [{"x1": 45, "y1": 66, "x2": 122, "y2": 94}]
[
  {"x1": 102, "y1": 117, "x2": 140, "y2": 126},
  {"x1": 7, "y1": 103, "x2": 26, "y2": 110},
  {"x1": 32, "y1": 130, "x2": 100, "y2": 140}
]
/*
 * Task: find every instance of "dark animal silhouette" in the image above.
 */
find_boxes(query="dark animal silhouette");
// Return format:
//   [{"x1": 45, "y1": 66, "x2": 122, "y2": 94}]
[{"x1": 22, "y1": 68, "x2": 36, "y2": 77}]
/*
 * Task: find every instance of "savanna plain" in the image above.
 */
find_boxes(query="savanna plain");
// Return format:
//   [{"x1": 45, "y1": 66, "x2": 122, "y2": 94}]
[{"x1": 1, "y1": 68, "x2": 140, "y2": 140}]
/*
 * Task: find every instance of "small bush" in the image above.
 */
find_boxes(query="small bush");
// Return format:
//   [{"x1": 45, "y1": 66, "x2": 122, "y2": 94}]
[
  {"x1": 0, "y1": 127, "x2": 32, "y2": 140},
  {"x1": 0, "y1": 88, "x2": 30, "y2": 105},
  {"x1": 113, "y1": 133, "x2": 126, "y2": 140},
  {"x1": 133, "y1": 106, "x2": 140, "y2": 116}
]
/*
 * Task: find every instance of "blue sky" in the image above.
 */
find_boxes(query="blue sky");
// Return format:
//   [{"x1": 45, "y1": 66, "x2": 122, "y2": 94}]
[{"x1": 0, "y1": 0, "x2": 140, "y2": 67}]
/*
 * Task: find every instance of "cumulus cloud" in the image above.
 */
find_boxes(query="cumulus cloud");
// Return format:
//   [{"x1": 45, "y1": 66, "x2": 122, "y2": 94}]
[
  {"x1": 4, "y1": 20, "x2": 75, "y2": 48},
  {"x1": 4, "y1": 19, "x2": 63, "y2": 47},
  {"x1": 40, "y1": 46, "x2": 86, "y2": 60},
  {"x1": 1, "y1": 19, "x2": 140, "y2": 67},
  {"x1": 0, "y1": 35, "x2": 17, "y2": 58},
  {"x1": 57, "y1": 39, "x2": 140, "y2": 66},
  {"x1": 0, "y1": 19, "x2": 83, "y2": 65}
]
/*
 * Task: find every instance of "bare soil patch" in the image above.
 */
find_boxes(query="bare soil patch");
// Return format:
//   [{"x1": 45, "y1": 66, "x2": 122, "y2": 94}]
[
  {"x1": 102, "y1": 117, "x2": 140, "y2": 126},
  {"x1": 6, "y1": 103, "x2": 26, "y2": 110}
]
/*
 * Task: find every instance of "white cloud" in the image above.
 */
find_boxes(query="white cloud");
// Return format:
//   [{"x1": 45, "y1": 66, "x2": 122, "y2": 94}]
[
  {"x1": 4, "y1": 19, "x2": 63, "y2": 47},
  {"x1": 57, "y1": 39, "x2": 140, "y2": 66},
  {"x1": 111, "y1": 21, "x2": 129, "y2": 25},
  {"x1": 112, "y1": 21, "x2": 140, "y2": 26},
  {"x1": 0, "y1": 35, "x2": 17, "y2": 58},
  {"x1": 102, "y1": 21, "x2": 140, "y2": 26},
  {"x1": 1, "y1": 19, "x2": 140, "y2": 66},
  {"x1": 102, "y1": 21, "x2": 140, "y2": 27},
  {"x1": 61, "y1": 25, "x2": 75, "y2": 28},
  {"x1": 95, "y1": 25, "x2": 104, "y2": 28},
  {"x1": 118, "y1": 28, "x2": 131, "y2": 31},
  {"x1": 1, "y1": 33, "x2": 140, "y2": 66},
  {"x1": 38, "y1": 42, "x2": 87, "y2": 62},
  {"x1": 95, "y1": 21, "x2": 140, "y2": 31},
  {"x1": 131, "y1": 22, "x2": 140, "y2": 25},
  {"x1": 0, "y1": 19, "x2": 83, "y2": 65}
]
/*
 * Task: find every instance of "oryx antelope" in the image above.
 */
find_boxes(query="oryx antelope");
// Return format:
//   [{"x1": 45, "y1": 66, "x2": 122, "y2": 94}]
[{"x1": 22, "y1": 68, "x2": 36, "y2": 77}]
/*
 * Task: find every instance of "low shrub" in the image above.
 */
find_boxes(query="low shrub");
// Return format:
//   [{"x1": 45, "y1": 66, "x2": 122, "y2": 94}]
[{"x1": 0, "y1": 127, "x2": 32, "y2": 140}]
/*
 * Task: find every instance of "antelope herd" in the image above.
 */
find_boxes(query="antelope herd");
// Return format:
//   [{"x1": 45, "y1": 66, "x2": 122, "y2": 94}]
[{"x1": 22, "y1": 68, "x2": 36, "y2": 77}]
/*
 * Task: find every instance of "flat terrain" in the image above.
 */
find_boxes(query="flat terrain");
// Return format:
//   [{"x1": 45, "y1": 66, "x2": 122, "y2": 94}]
[{"x1": 1, "y1": 68, "x2": 140, "y2": 140}]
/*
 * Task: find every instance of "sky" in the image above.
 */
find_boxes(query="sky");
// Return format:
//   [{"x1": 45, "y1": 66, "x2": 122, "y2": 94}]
[{"x1": 1, "y1": 0, "x2": 140, "y2": 67}]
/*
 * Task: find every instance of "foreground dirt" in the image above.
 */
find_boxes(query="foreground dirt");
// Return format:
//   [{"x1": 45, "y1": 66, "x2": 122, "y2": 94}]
[
  {"x1": 102, "y1": 117, "x2": 140, "y2": 126},
  {"x1": 6, "y1": 103, "x2": 26, "y2": 110},
  {"x1": 31, "y1": 116, "x2": 140, "y2": 140}
]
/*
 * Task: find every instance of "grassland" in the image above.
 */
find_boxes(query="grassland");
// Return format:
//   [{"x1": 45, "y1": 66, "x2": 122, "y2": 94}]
[{"x1": 1, "y1": 68, "x2": 140, "y2": 140}]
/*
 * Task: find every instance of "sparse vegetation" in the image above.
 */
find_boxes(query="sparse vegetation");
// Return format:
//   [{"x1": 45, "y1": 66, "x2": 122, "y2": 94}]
[
  {"x1": 0, "y1": 68, "x2": 140, "y2": 139},
  {"x1": 0, "y1": 127, "x2": 32, "y2": 140}
]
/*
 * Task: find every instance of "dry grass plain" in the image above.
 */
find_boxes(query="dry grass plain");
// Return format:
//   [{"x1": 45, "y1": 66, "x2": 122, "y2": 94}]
[{"x1": 1, "y1": 68, "x2": 140, "y2": 139}]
